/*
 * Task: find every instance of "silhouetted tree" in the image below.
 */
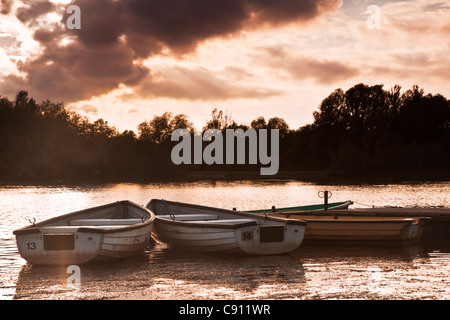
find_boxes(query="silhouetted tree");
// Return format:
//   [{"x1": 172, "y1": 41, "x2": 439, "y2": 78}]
[
  {"x1": 203, "y1": 108, "x2": 235, "y2": 131},
  {"x1": 170, "y1": 114, "x2": 194, "y2": 133},
  {"x1": 250, "y1": 116, "x2": 267, "y2": 130},
  {"x1": 0, "y1": 85, "x2": 448, "y2": 181},
  {"x1": 299, "y1": 83, "x2": 450, "y2": 174},
  {"x1": 267, "y1": 117, "x2": 289, "y2": 137},
  {"x1": 138, "y1": 112, "x2": 193, "y2": 143}
]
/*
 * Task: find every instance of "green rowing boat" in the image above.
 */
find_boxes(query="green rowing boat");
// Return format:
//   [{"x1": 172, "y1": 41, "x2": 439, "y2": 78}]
[{"x1": 246, "y1": 200, "x2": 353, "y2": 214}]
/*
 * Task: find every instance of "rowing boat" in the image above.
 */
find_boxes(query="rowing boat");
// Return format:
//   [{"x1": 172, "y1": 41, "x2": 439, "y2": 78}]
[
  {"x1": 13, "y1": 201, "x2": 155, "y2": 265},
  {"x1": 145, "y1": 199, "x2": 306, "y2": 255},
  {"x1": 247, "y1": 203, "x2": 431, "y2": 245},
  {"x1": 245, "y1": 200, "x2": 354, "y2": 214}
]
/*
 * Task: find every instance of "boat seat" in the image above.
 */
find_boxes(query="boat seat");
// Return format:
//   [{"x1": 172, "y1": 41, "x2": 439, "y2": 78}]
[
  {"x1": 157, "y1": 214, "x2": 219, "y2": 221},
  {"x1": 191, "y1": 219, "x2": 257, "y2": 225},
  {"x1": 69, "y1": 218, "x2": 143, "y2": 226},
  {"x1": 40, "y1": 225, "x2": 134, "y2": 233}
]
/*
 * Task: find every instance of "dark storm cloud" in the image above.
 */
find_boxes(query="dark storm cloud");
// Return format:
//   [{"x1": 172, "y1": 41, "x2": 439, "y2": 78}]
[
  {"x1": 68, "y1": 0, "x2": 123, "y2": 48},
  {"x1": 11, "y1": 41, "x2": 149, "y2": 102},
  {"x1": 1, "y1": 0, "x2": 341, "y2": 102},
  {"x1": 246, "y1": 0, "x2": 336, "y2": 25},
  {"x1": 16, "y1": 0, "x2": 55, "y2": 23},
  {"x1": 125, "y1": 0, "x2": 342, "y2": 56},
  {"x1": 1, "y1": 0, "x2": 13, "y2": 15}
]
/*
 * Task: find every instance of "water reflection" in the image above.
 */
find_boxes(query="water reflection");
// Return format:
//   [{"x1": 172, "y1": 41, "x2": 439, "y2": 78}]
[
  {"x1": 13, "y1": 242, "x2": 306, "y2": 300},
  {"x1": 13, "y1": 242, "x2": 443, "y2": 300},
  {"x1": 148, "y1": 245, "x2": 306, "y2": 289},
  {"x1": 2, "y1": 180, "x2": 450, "y2": 299},
  {"x1": 294, "y1": 244, "x2": 428, "y2": 260}
]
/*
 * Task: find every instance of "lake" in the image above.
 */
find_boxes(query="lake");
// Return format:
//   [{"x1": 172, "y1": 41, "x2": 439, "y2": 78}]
[{"x1": 1, "y1": 179, "x2": 449, "y2": 300}]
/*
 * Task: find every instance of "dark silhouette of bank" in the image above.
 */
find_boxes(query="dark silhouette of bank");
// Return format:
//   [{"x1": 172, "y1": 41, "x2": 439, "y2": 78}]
[
  {"x1": 291, "y1": 84, "x2": 450, "y2": 176},
  {"x1": 0, "y1": 83, "x2": 449, "y2": 183}
]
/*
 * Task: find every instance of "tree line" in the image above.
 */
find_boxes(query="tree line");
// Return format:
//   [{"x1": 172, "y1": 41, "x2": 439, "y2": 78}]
[{"x1": 0, "y1": 83, "x2": 449, "y2": 182}]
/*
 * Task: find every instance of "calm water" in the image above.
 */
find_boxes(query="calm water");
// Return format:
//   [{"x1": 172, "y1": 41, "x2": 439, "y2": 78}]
[{"x1": 1, "y1": 179, "x2": 449, "y2": 300}]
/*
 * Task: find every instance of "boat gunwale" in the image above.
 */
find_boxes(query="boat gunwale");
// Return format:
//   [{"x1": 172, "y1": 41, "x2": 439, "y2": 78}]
[
  {"x1": 267, "y1": 216, "x2": 430, "y2": 223},
  {"x1": 145, "y1": 199, "x2": 307, "y2": 227},
  {"x1": 154, "y1": 217, "x2": 257, "y2": 229},
  {"x1": 265, "y1": 215, "x2": 432, "y2": 226},
  {"x1": 13, "y1": 200, "x2": 155, "y2": 235},
  {"x1": 246, "y1": 200, "x2": 354, "y2": 214}
]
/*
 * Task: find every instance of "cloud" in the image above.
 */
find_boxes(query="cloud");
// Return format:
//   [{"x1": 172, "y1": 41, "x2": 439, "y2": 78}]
[
  {"x1": 78, "y1": 103, "x2": 98, "y2": 115},
  {"x1": 259, "y1": 46, "x2": 359, "y2": 85},
  {"x1": 354, "y1": 0, "x2": 450, "y2": 86},
  {"x1": 286, "y1": 56, "x2": 359, "y2": 84},
  {"x1": 0, "y1": 0, "x2": 341, "y2": 102},
  {"x1": 0, "y1": 34, "x2": 16, "y2": 48},
  {"x1": 1, "y1": 0, "x2": 13, "y2": 15},
  {"x1": 16, "y1": 0, "x2": 55, "y2": 24},
  {"x1": 246, "y1": 0, "x2": 341, "y2": 26},
  {"x1": 367, "y1": 52, "x2": 450, "y2": 84},
  {"x1": 8, "y1": 40, "x2": 149, "y2": 102},
  {"x1": 118, "y1": 0, "x2": 342, "y2": 54},
  {"x1": 125, "y1": 65, "x2": 282, "y2": 101},
  {"x1": 420, "y1": 1, "x2": 450, "y2": 11}
]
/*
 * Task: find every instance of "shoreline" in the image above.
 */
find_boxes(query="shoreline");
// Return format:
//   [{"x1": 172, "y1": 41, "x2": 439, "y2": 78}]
[{"x1": 1, "y1": 169, "x2": 449, "y2": 187}]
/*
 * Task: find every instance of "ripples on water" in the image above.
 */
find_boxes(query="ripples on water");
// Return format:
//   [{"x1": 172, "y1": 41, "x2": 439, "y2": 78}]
[{"x1": 1, "y1": 180, "x2": 450, "y2": 300}]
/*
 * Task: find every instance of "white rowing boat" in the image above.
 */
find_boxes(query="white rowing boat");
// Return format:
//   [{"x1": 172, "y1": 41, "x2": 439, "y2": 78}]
[
  {"x1": 145, "y1": 199, "x2": 306, "y2": 255},
  {"x1": 13, "y1": 201, "x2": 155, "y2": 265}
]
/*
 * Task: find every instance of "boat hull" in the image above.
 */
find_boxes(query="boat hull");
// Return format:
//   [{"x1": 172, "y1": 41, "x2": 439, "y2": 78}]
[
  {"x1": 95, "y1": 224, "x2": 154, "y2": 261},
  {"x1": 14, "y1": 201, "x2": 155, "y2": 265},
  {"x1": 257, "y1": 215, "x2": 431, "y2": 245},
  {"x1": 15, "y1": 228, "x2": 103, "y2": 265},
  {"x1": 147, "y1": 199, "x2": 306, "y2": 255},
  {"x1": 152, "y1": 220, "x2": 252, "y2": 252}
]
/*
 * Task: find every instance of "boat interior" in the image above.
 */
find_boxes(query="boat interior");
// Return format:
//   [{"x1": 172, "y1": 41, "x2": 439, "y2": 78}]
[
  {"x1": 148, "y1": 200, "x2": 297, "y2": 243},
  {"x1": 147, "y1": 199, "x2": 294, "y2": 227},
  {"x1": 15, "y1": 201, "x2": 151, "y2": 234}
]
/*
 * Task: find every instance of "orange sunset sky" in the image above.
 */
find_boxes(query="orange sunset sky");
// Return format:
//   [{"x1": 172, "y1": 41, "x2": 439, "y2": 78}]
[{"x1": 1, "y1": 0, "x2": 449, "y2": 131}]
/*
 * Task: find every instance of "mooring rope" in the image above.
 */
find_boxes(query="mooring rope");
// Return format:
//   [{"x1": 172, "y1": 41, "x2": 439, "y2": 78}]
[{"x1": 162, "y1": 199, "x2": 176, "y2": 220}]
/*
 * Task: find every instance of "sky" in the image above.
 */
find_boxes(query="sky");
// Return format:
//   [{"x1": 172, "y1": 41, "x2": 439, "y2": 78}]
[{"x1": 1, "y1": 0, "x2": 449, "y2": 132}]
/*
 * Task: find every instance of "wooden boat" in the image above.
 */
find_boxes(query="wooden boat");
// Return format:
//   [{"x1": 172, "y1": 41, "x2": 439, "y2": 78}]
[
  {"x1": 246, "y1": 200, "x2": 354, "y2": 214},
  {"x1": 145, "y1": 199, "x2": 307, "y2": 255},
  {"x1": 247, "y1": 206, "x2": 431, "y2": 245},
  {"x1": 13, "y1": 201, "x2": 155, "y2": 265}
]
